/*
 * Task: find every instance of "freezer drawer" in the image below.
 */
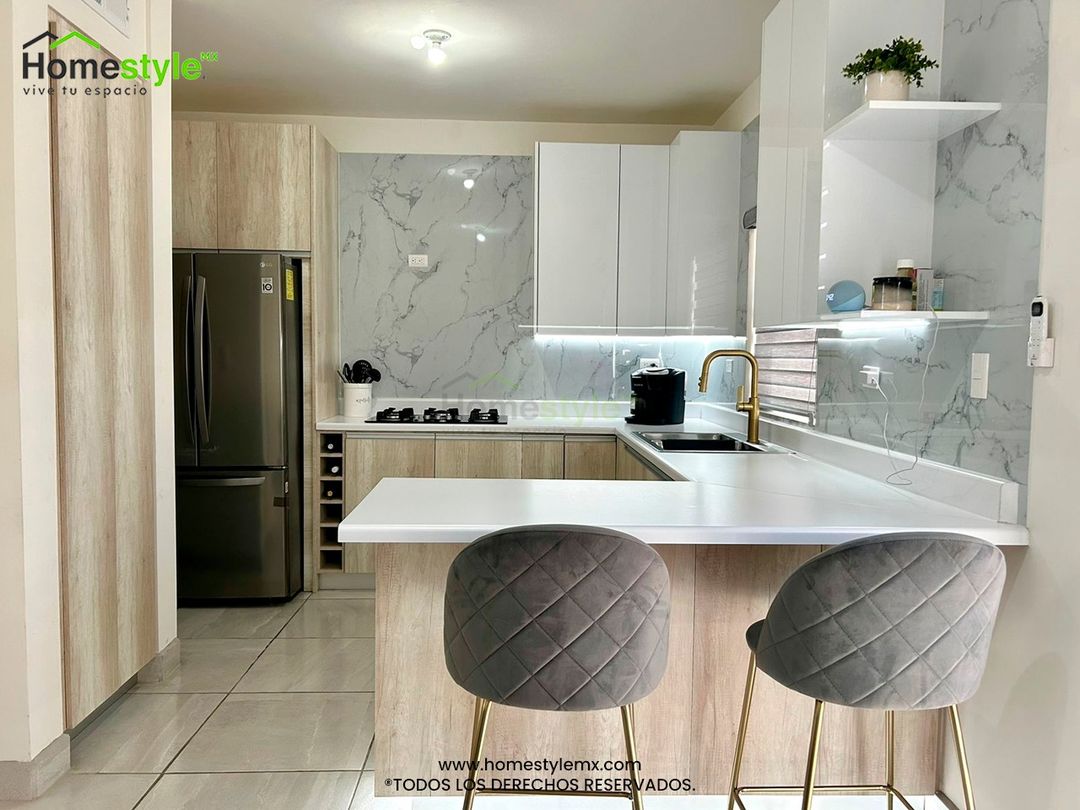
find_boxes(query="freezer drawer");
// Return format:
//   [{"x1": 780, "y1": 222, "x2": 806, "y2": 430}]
[{"x1": 177, "y1": 470, "x2": 296, "y2": 601}]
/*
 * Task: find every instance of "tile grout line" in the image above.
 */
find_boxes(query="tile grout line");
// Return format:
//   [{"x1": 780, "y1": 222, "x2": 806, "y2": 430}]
[{"x1": 130, "y1": 593, "x2": 313, "y2": 808}]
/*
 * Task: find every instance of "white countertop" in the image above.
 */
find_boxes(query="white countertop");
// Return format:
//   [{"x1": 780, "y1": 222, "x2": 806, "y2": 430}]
[
  {"x1": 330, "y1": 407, "x2": 1028, "y2": 547},
  {"x1": 338, "y1": 478, "x2": 1026, "y2": 546}
]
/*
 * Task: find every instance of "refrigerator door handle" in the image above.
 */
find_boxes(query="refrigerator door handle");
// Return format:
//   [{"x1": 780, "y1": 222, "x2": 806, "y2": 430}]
[
  {"x1": 178, "y1": 476, "x2": 267, "y2": 487},
  {"x1": 193, "y1": 275, "x2": 210, "y2": 445},
  {"x1": 182, "y1": 275, "x2": 196, "y2": 444},
  {"x1": 203, "y1": 277, "x2": 214, "y2": 434}
]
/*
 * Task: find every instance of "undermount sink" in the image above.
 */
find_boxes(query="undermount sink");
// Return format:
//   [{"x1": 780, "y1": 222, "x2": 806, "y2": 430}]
[{"x1": 635, "y1": 431, "x2": 766, "y2": 453}]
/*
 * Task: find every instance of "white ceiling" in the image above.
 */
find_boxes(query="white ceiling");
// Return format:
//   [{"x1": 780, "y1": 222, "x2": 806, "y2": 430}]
[{"x1": 172, "y1": 0, "x2": 777, "y2": 125}]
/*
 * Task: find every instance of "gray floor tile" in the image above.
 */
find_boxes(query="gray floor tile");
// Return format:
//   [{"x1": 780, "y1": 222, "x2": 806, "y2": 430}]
[
  {"x1": 132, "y1": 639, "x2": 269, "y2": 693},
  {"x1": 137, "y1": 772, "x2": 359, "y2": 810},
  {"x1": 311, "y1": 589, "x2": 375, "y2": 600},
  {"x1": 0, "y1": 774, "x2": 154, "y2": 810},
  {"x1": 70, "y1": 693, "x2": 224, "y2": 774},
  {"x1": 347, "y1": 772, "x2": 377, "y2": 810},
  {"x1": 178, "y1": 594, "x2": 308, "y2": 639},
  {"x1": 168, "y1": 693, "x2": 374, "y2": 773},
  {"x1": 280, "y1": 599, "x2": 374, "y2": 638},
  {"x1": 233, "y1": 638, "x2": 374, "y2": 693}
]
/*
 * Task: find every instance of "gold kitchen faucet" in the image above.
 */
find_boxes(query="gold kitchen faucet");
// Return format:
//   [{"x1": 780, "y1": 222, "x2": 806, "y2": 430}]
[{"x1": 698, "y1": 349, "x2": 761, "y2": 445}]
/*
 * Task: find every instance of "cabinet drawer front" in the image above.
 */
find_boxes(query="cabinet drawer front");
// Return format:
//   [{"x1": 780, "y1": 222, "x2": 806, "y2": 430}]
[
  {"x1": 435, "y1": 434, "x2": 523, "y2": 479},
  {"x1": 564, "y1": 435, "x2": 617, "y2": 480}
]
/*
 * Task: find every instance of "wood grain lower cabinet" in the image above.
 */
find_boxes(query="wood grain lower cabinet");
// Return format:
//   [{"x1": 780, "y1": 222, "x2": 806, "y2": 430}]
[
  {"x1": 434, "y1": 435, "x2": 523, "y2": 479},
  {"x1": 616, "y1": 439, "x2": 667, "y2": 480},
  {"x1": 344, "y1": 435, "x2": 435, "y2": 573},
  {"x1": 563, "y1": 435, "x2": 617, "y2": 479},
  {"x1": 521, "y1": 435, "x2": 564, "y2": 478}
]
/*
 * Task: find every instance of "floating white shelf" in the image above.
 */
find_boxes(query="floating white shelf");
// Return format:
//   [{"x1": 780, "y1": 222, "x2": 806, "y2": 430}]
[
  {"x1": 825, "y1": 100, "x2": 1002, "y2": 142},
  {"x1": 757, "y1": 310, "x2": 990, "y2": 332}
]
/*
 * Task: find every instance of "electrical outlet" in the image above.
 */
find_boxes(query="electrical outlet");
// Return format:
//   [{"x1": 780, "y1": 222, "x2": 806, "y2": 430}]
[
  {"x1": 408, "y1": 254, "x2": 428, "y2": 268},
  {"x1": 970, "y1": 353, "x2": 990, "y2": 400},
  {"x1": 638, "y1": 358, "x2": 662, "y2": 370},
  {"x1": 860, "y1": 365, "x2": 881, "y2": 390}
]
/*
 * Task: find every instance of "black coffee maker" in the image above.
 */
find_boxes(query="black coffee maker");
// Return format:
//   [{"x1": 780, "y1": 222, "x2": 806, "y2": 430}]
[{"x1": 625, "y1": 367, "x2": 686, "y2": 425}]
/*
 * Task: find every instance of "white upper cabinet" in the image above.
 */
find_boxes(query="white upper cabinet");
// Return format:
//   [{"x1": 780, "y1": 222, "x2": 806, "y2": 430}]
[
  {"x1": 535, "y1": 136, "x2": 742, "y2": 336},
  {"x1": 753, "y1": 0, "x2": 794, "y2": 329},
  {"x1": 666, "y1": 131, "x2": 742, "y2": 335},
  {"x1": 535, "y1": 142, "x2": 621, "y2": 334},
  {"x1": 617, "y1": 145, "x2": 670, "y2": 334},
  {"x1": 753, "y1": 0, "x2": 828, "y2": 329}
]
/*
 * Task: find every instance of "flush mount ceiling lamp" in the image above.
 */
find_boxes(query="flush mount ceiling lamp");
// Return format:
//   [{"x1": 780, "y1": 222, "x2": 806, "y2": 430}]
[
  {"x1": 460, "y1": 168, "x2": 479, "y2": 190},
  {"x1": 410, "y1": 29, "x2": 451, "y2": 65}
]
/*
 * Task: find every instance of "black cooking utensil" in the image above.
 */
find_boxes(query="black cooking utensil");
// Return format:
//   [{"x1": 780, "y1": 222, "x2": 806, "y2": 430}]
[
  {"x1": 337, "y1": 368, "x2": 350, "y2": 385},
  {"x1": 369, "y1": 368, "x2": 381, "y2": 383},
  {"x1": 341, "y1": 363, "x2": 353, "y2": 383}
]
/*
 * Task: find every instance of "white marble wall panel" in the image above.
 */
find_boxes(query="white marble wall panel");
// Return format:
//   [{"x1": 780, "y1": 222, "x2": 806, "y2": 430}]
[
  {"x1": 814, "y1": 0, "x2": 1047, "y2": 505},
  {"x1": 339, "y1": 153, "x2": 742, "y2": 403}
]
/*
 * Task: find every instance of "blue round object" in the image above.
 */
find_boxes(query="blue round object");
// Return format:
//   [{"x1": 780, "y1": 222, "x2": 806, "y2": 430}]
[{"x1": 825, "y1": 280, "x2": 866, "y2": 313}]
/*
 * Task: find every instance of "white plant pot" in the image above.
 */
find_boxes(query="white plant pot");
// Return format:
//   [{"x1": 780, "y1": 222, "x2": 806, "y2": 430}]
[
  {"x1": 864, "y1": 70, "x2": 911, "y2": 101},
  {"x1": 343, "y1": 383, "x2": 373, "y2": 419}
]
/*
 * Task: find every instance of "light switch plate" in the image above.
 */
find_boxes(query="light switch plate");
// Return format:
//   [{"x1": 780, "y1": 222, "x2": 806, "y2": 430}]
[
  {"x1": 970, "y1": 353, "x2": 990, "y2": 400},
  {"x1": 408, "y1": 254, "x2": 428, "y2": 268}
]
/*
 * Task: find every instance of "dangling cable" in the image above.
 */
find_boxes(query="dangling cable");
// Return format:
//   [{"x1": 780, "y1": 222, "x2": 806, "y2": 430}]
[{"x1": 880, "y1": 310, "x2": 941, "y2": 485}]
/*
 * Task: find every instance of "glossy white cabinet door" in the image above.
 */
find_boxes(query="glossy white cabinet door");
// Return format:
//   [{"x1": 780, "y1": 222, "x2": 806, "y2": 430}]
[
  {"x1": 781, "y1": 0, "x2": 828, "y2": 325},
  {"x1": 666, "y1": 131, "x2": 742, "y2": 335},
  {"x1": 535, "y1": 142, "x2": 620, "y2": 334},
  {"x1": 753, "y1": 0, "x2": 794, "y2": 329},
  {"x1": 617, "y1": 145, "x2": 670, "y2": 334}
]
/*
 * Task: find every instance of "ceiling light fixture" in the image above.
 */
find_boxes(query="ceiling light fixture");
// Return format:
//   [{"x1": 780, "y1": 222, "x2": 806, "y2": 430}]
[{"x1": 412, "y1": 29, "x2": 451, "y2": 66}]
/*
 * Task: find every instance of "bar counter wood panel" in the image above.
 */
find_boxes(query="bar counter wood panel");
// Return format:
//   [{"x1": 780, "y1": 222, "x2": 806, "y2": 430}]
[{"x1": 375, "y1": 543, "x2": 940, "y2": 796}]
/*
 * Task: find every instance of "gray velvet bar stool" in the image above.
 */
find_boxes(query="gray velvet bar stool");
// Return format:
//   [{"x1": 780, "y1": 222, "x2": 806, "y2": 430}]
[
  {"x1": 443, "y1": 524, "x2": 672, "y2": 810},
  {"x1": 728, "y1": 532, "x2": 1006, "y2": 810}
]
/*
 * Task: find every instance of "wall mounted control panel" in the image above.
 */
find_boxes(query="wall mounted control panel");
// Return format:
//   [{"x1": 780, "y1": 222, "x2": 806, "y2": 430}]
[{"x1": 1027, "y1": 295, "x2": 1055, "y2": 368}]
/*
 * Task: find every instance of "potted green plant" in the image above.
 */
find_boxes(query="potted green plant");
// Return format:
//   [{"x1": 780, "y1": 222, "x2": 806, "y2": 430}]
[{"x1": 842, "y1": 36, "x2": 940, "y2": 101}]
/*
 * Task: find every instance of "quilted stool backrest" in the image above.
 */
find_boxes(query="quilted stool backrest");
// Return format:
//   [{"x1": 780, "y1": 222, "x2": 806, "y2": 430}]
[
  {"x1": 443, "y1": 524, "x2": 671, "y2": 711},
  {"x1": 754, "y1": 533, "x2": 1006, "y2": 710}
]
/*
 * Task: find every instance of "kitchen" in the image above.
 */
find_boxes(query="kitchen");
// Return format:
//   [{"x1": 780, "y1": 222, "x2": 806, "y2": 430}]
[{"x1": 0, "y1": 1, "x2": 1075, "y2": 810}]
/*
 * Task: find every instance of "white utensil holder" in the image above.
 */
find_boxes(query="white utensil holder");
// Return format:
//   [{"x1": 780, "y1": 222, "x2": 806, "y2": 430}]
[{"x1": 343, "y1": 383, "x2": 373, "y2": 419}]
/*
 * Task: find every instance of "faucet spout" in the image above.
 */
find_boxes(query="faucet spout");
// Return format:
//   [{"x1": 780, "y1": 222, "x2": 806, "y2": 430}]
[{"x1": 698, "y1": 349, "x2": 762, "y2": 445}]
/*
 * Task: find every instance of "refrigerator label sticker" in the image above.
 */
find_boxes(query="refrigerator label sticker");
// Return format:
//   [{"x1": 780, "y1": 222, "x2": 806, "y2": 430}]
[
  {"x1": 285, "y1": 268, "x2": 295, "y2": 301},
  {"x1": 260, "y1": 277, "x2": 274, "y2": 295}
]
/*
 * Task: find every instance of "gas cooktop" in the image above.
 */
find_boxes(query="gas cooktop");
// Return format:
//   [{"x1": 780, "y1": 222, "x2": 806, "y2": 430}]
[{"x1": 365, "y1": 407, "x2": 508, "y2": 425}]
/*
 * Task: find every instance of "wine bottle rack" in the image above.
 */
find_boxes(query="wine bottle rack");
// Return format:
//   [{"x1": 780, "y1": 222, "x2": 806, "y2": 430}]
[{"x1": 317, "y1": 431, "x2": 344, "y2": 572}]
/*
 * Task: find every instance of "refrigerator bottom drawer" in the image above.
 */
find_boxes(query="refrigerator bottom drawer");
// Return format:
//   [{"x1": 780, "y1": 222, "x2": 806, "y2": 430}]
[{"x1": 177, "y1": 470, "x2": 296, "y2": 601}]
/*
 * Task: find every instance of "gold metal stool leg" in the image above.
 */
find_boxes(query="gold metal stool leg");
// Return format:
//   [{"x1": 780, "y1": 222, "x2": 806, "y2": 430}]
[
  {"x1": 949, "y1": 705, "x2": 977, "y2": 810},
  {"x1": 800, "y1": 700, "x2": 826, "y2": 810},
  {"x1": 620, "y1": 703, "x2": 645, "y2": 810},
  {"x1": 462, "y1": 697, "x2": 492, "y2": 810},
  {"x1": 728, "y1": 651, "x2": 757, "y2": 810},
  {"x1": 885, "y1": 710, "x2": 896, "y2": 810}
]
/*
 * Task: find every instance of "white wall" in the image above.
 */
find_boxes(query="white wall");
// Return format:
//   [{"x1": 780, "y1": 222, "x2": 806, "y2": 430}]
[
  {"x1": 713, "y1": 77, "x2": 760, "y2": 131},
  {"x1": 177, "y1": 110, "x2": 704, "y2": 155},
  {"x1": 0, "y1": 0, "x2": 174, "y2": 764},
  {"x1": 941, "y1": 1, "x2": 1080, "y2": 806}
]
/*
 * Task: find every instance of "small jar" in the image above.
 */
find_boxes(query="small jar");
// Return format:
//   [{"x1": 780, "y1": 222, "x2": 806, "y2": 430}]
[{"x1": 871, "y1": 276, "x2": 915, "y2": 311}]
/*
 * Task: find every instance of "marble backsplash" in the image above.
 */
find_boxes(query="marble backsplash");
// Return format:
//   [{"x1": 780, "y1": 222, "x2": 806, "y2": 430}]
[
  {"x1": 813, "y1": 0, "x2": 1047, "y2": 503},
  {"x1": 339, "y1": 153, "x2": 742, "y2": 404}
]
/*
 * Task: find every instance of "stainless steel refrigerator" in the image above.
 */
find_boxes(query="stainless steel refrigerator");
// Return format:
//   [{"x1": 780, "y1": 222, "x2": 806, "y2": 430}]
[{"x1": 173, "y1": 253, "x2": 303, "y2": 602}]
